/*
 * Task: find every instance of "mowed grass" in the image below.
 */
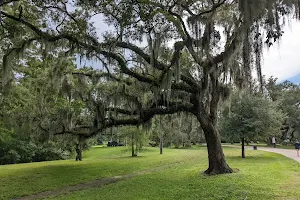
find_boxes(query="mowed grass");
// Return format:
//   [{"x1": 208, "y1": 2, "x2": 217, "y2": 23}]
[
  {"x1": 0, "y1": 146, "x2": 204, "y2": 199},
  {"x1": 1, "y1": 146, "x2": 300, "y2": 200},
  {"x1": 227, "y1": 143, "x2": 297, "y2": 149}
]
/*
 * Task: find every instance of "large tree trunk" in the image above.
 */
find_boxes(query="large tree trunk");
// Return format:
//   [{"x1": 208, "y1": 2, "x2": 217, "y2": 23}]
[
  {"x1": 241, "y1": 137, "x2": 245, "y2": 158},
  {"x1": 199, "y1": 116, "x2": 233, "y2": 175},
  {"x1": 196, "y1": 75, "x2": 233, "y2": 175}
]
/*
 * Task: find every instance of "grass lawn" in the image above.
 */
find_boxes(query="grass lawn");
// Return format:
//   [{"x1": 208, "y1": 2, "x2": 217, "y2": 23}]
[
  {"x1": 1, "y1": 146, "x2": 300, "y2": 200},
  {"x1": 225, "y1": 143, "x2": 297, "y2": 149},
  {"x1": 0, "y1": 146, "x2": 205, "y2": 199}
]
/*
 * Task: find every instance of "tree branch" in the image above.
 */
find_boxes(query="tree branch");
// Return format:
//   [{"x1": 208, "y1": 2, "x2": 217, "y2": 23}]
[
  {"x1": 86, "y1": 102, "x2": 194, "y2": 137},
  {"x1": 105, "y1": 107, "x2": 138, "y2": 115},
  {"x1": 103, "y1": 41, "x2": 166, "y2": 70},
  {"x1": 0, "y1": 0, "x2": 18, "y2": 7},
  {"x1": 72, "y1": 71, "x2": 133, "y2": 86},
  {"x1": 187, "y1": 0, "x2": 227, "y2": 22},
  {"x1": 2, "y1": 10, "x2": 197, "y2": 94}
]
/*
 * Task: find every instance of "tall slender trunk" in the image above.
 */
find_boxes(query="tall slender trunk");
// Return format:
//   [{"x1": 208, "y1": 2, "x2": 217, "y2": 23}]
[
  {"x1": 110, "y1": 127, "x2": 113, "y2": 141},
  {"x1": 159, "y1": 116, "x2": 163, "y2": 154},
  {"x1": 198, "y1": 116, "x2": 233, "y2": 175},
  {"x1": 291, "y1": 129, "x2": 295, "y2": 141},
  {"x1": 75, "y1": 143, "x2": 82, "y2": 161},
  {"x1": 160, "y1": 136, "x2": 163, "y2": 154},
  {"x1": 135, "y1": 141, "x2": 138, "y2": 155},
  {"x1": 241, "y1": 137, "x2": 245, "y2": 158},
  {"x1": 268, "y1": 137, "x2": 272, "y2": 146},
  {"x1": 131, "y1": 132, "x2": 135, "y2": 157}
]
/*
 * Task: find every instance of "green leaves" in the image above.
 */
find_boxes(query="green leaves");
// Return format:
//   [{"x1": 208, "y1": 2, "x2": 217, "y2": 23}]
[{"x1": 219, "y1": 91, "x2": 284, "y2": 142}]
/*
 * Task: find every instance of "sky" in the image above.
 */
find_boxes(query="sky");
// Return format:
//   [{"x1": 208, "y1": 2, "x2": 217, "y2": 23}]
[
  {"x1": 262, "y1": 19, "x2": 300, "y2": 83},
  {"x1": 86, "y1": 14, "x2": 300, "y2": 84}
]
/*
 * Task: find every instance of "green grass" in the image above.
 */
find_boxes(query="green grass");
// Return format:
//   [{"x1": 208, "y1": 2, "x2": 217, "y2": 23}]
[
  {"x1": 0, "y1": 146, "x2": 205, "y2": 200},
  {"x1": 225, "y1": 143, "x2": 297, "y2": 149},
  {"x1": 1, "y1": 146, "x2": 300, "y2": 200}
]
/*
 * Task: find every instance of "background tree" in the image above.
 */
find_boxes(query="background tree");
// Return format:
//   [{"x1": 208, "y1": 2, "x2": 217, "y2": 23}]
[
  {"x1": 150, "y1": 114, "x2": 202, "y2": 149},
  {"x1": 118, "y1": 126, "x2": 148, "y2": 157},
  {"x1": 0, "y1": 57, "x2": 89, "y2": 164},
  {"x1": 266, "y1": 78, "x2": 300, "y2": 143},
  {"x1": 220, "y1": 91, "x2": 284, "y2": 158}
]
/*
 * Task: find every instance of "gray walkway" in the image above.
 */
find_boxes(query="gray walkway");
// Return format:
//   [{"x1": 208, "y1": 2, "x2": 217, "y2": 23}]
[
  {"x1": 225, "y1": 145, "x2": 300, "y2": 162},
  {"x1": 254, "y1": 147, "x2": 300, "y2": 162}
]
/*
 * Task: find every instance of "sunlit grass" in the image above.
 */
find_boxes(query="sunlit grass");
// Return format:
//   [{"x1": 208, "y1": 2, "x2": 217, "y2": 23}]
[
  {"x1": 1, "y1": 146, "x2": 300, "y2": 200},
  {"x1": 47, "y1": 149, "x2": 300, "y2": 200},
  {"x1": 226, "y1": 143, "x2": 297, "y2": 149},
  {"x1": 0, "y1": 146, "x2": 205, "y2": 199}
]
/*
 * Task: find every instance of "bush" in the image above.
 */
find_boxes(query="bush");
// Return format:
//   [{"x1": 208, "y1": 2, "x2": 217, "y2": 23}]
[
  {"x1": 0, "y1": 122, "x2": 74, "y2": 165},
  {"x1": 33, "y1": 146, "x2": 66, "y2": 162},
  {"x1": 0, "y1": 138, "x2": 72, "y2": 165},
  {"x1": 0, "y1": 149, "x2": 20, "y2": 164},
  {"x1": 184, "y1": 141, "x2": 192, "y2": 148},
  {"x1": 14, "y1": 140, "x2": 36, "y2": 163}
]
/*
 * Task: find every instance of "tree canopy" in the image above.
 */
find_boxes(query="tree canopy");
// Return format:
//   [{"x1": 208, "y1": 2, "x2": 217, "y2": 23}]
[
  {"x1": 266, "y1": 78, "x2": 300, "y2": 142},
  {"x1": 219, "y1": 91, "x2": 284, "y2": 157}
]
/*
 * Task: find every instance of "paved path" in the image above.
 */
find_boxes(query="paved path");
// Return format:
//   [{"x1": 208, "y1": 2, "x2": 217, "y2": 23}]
[
  {"x1": 225, "y1": 145, "x2": 300, "y2": 162},
  {"x1": 253, "y1": 147, "x2": 300, "y2": 162}
]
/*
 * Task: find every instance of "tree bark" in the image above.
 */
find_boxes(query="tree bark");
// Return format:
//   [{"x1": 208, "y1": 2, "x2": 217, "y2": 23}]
[
  {"x1": 199, "y1": 116, "x2": 233, "y2": 175},
  {"x1": 159, "y1": 116, "x2": 163, "y2": 154},
  {"x1": 195, "y1": 75, "x2": 233, "y2": 175},
  {"x1": 110, "y1": 127, "x2": 113, "y2": 141},
  {"x1": 131, "y1": 132, "x2": 135, "y2": 157},
  {"x1": 241, "y1": 137, "x2": 245, "y2": 158},
  {"x1": 75, "y1": 143, "x2": 82, "y2": 161},
  {"x1": 160, "y1": 135, "x2": 163, "y2": 154},
  {"x1": 268, "y1": 137, "x2": 272, "y2": 146},
  {"x1": 135, "y1": 141, "x2": 138, "y2": 155}
]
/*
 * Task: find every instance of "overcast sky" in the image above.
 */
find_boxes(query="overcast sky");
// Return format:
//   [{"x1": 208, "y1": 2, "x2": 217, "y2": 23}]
[
  {"x1": 88, "y1": 14, "x2": 300, "y2": 83},
  {"x1": 262, "y1": 19, "x2": 300, "y2": 82}
]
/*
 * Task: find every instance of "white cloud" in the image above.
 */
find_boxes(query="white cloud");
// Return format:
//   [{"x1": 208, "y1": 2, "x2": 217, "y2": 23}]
[{"x1": 262, "y1": 20, "x2": 300, "y2": 81}]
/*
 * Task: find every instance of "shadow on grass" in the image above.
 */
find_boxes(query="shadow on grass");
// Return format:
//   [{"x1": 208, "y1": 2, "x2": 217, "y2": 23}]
[
  {"x1": 169, "y1": 147, "x2": 207, "y2": 151},
  {"x1": 119, "y1": 147, "x2": 158, "y2": 153},
  {"x1": 226, "y1": 154, "x2": 276, "y2": 162},
  {"x1": 109, "y1": 155, "x2": 147, "y2": 159}
]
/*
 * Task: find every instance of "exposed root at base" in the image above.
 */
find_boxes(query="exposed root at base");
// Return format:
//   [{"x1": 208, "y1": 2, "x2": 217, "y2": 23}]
[{"x1": 203, "y1": 167, "x2": 234, "y2": 175}]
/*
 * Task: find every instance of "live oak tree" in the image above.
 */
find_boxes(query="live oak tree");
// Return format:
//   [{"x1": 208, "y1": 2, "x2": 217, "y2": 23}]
[
  {"x1": 1, "y1": 0, "x2": 300, "y2": 174},
  {"x1": 0, "y1": 55, "x2": 86, "y2": 164}
]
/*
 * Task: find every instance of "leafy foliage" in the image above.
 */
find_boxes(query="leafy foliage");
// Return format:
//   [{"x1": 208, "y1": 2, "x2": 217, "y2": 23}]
[
  {"x1": 266, "y1": 78, "x2": 300, "y2": 142},
  {"x1": 219, "y1": 92, "x2": 284, "y2": 143},
  {"x1": 118, "y1": 126, "x2": 149, "y2": 156}
]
